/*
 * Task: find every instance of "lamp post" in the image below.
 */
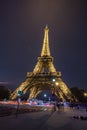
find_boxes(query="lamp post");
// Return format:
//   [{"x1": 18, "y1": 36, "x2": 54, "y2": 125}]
[
  {"x1": 43, "y1": 94, "x2": 47, "y2": 102},
  {"x1": 16, "y1": 90, "x2": 23, "y2": 118}
]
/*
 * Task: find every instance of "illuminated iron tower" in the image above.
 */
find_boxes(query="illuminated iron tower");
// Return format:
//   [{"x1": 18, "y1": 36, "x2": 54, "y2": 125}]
[{"x1": 10, "y1": 26, "x2": 73, "y2": 101}]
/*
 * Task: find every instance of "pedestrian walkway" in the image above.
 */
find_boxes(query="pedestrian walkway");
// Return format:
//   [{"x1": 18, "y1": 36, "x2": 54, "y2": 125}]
[{"x1": 0, "y1": 108, "x2": 87, "y2": 130}]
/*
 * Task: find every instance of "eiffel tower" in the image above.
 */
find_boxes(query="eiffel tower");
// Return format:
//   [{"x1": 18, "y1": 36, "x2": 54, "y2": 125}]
[{"x1": 10, "y1": 26, "x2": 73, "y2": 101}]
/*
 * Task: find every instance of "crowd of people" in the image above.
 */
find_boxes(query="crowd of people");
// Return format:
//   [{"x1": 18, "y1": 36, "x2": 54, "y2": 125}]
[{"x1": 52, "y1": 101, "x2": 87, "y2": 112}]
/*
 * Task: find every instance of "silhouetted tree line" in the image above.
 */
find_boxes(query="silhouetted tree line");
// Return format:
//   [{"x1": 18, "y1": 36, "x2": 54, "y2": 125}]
[
  {"x1": 70, "y1": 87, "x2": 87, "y2": 103},
  {"x1": 0, "y1": 85, "x2": 87, "y2": 103},
  {"x1": 0, "y1": 86, "x2": 11, "y2": 100}
]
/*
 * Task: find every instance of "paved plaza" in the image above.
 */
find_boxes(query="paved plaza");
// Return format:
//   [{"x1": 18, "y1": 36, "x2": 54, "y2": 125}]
[{"x1": 0, "y1": 107, "x2": 87, "y2": 130}]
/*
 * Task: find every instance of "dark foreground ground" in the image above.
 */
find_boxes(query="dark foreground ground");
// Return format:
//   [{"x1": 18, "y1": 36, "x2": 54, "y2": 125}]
[{"x1": 0, "y1": 106, "x2": 87, "y2": 130}]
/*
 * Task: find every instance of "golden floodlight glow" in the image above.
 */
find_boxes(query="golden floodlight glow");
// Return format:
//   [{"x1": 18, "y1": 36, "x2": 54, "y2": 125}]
[
  {"x1": 84, "y1": 92, "x2": 87, "y2": 96},
  {"x1": 55, "y1": 82, "x2": 59, "y2": 86}
]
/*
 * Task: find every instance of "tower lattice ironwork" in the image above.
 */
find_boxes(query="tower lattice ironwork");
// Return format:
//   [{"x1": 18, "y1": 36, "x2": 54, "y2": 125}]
[{"x1": 10, "y1": 26, "x2": 73, "y2": 101}]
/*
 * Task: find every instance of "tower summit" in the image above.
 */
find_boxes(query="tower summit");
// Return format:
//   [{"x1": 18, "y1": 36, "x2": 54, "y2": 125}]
[
  {"x1": 41, "y1": 25, "x2": 50, "y2": 56},
  {"x1": 10, "y1": 26, "x2": 73, "y2": 101}
]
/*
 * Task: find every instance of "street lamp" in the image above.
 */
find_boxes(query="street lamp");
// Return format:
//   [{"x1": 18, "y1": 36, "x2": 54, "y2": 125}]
[
  {"x1": 44, "y1": 94, "x2": 47, "y2": 98},
  {"x1": 16, "y1": 90, "x2": 23, "y2": 118},
  {"x1": 43, "y1": 94, "x2": 47, "y2": 102},
  {"x1": 18, "y1": 90, "x2": 23, "y2": 97}
]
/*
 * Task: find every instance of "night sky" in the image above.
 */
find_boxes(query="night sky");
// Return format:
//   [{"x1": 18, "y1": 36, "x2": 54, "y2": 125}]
[{"x1": 0, "y1": 0, "x2": 87, "y2": 90}]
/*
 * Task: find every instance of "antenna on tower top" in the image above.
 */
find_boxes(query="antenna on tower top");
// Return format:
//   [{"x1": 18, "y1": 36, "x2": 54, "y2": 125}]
[
  {"x1": 45, "y1": 24, "x2": 48, "y2": 29},
  {"x1": 41, "y1": 25, "x2": 50, "y2": 56}
]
